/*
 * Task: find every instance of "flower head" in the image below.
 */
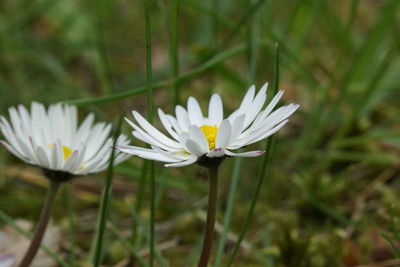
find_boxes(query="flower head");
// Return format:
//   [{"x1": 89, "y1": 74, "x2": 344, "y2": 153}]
[
  {"x1": 120, "y1": 83, "x2": 299, "y2": 167},
  {"x1": 0, "y1": 102, "x2": 130, "y2": 180}
]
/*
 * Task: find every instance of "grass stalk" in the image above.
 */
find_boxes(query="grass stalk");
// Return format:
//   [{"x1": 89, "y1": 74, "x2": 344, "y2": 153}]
[
  {"x1": 170, "y1": 0, "x2": 180, "y2": 106},
  {"x1": 381, "y1": 233, "x2": 400, "y2": 258},
  {"x1": 226, "y1": 44, "x2": 280, "y2": 267},
  {"x1": 210, "y1": 0, "x2": 220, "y2": 46},
  {"x1": 95, "y1": 0, "x2": 116, "y2": 94},
  {"x1": 221, "y1": 0, "x2": 268, "y2": 48},
  {"x1": 142, "y1": 0, "x2": 155, "y2": 265},
  {"x1": 66, "y1": 44, "x2": 246, "y2": 106},
  {"x1": 130, "y1": 211, "x2": 170, "y2": 267},
  {"x1": 92, "y1": 114, "x2": 124, "y2": 267},
  {"x1": 66, "y1": 187, "x2": 77, "y2": 267},
  {"x1": 214, "y1": 158, "x2": 241, "y2": 267},
  {"x1": 126, "y1": 160, "x2": 148, "y2": 267},
  {"x1": 215, "y1": 3, "x2": 260, "y2": 264},
  {"x1": 131, "y1": 160, "x2": 148, "y2": 248},
  {"x1": 107, "y1": 222, "x2": 148, "y2": 267}
]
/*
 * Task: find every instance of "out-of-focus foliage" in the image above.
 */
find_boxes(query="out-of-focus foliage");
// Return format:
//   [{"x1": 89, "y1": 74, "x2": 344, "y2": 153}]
[{"x1": 0, "y1": 0, "x2": 400, "y2": 266}]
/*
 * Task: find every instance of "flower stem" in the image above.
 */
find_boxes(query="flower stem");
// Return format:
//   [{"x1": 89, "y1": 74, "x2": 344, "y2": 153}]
[
  {"x1": 197, "y1": 165, "x2": 219, "y2": 267},
  {"x1": 18, "y1": 180, "x2": 61, "y2": 267}
]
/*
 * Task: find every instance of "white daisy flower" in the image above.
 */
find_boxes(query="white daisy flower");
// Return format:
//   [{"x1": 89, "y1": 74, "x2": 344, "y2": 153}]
[
  {"x1": 120, "y1": 83, "x2": 299, "y2": 167},
  {"x1": 0, "y1": 102, "x2": 130, "y2": 179}
]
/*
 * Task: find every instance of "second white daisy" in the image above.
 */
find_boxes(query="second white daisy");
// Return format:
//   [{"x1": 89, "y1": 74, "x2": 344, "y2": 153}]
[{"x1": 120, "y1": 83, "x2": 299, "y2": 167}]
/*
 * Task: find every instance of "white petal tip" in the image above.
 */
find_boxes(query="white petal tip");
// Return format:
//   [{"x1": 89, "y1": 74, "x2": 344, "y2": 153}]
[
  {"x1": 260, "y1": 83, "x2": 268, "y2": 92},
  {"x1": 124, "y1": 117, "x2": 132, "y2": 123}
]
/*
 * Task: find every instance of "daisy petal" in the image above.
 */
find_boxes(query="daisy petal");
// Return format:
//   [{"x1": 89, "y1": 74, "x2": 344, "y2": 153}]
[
  {"x1": 207, "y1": 148, "x2": 224, "y2": 158},
  {"x1": 158, "y1": 109, "x2": 180, "y2": 140},
  {"x1": 36, "y1": 146, "x2": 51, "y2": 168},
  {"x1": 208, "y1": 93, "x2": 223, "y2": 125},
  {"x1": 75, "y1": 113, "x2": 95, "y2": 143},
  {"x1": 255, "y1": 90, "x2": 284, "y2": 124},
  {"x1": 0, "y1": 140, "x2": 24, "y2": 159},
  {"x1": 175, "y1": 105, "x2": 190, "y2": 132},
  {"x1": 236, "y1": 120, "x2": 289, "y2": 148},
  {"x1": 165, "y1": 157, "x2": 197, "y2": 167},
  {"x1": 229, "y1": 114, "x2": 245, "y2": 144},
  {"x1": 133, "y1": 111, "x2": 180, "y2": 148},
  {"x1": 242, "y1": 84, "x2": 267, "y2": 128},
  {"x1": 215, "y1": 120, "x2": 232, "y2": 150},
  {"x1": 187, "y1": 97, "x2": 204, "y2": 126},
  {"x1": 127, "y1": 119, "x2": 178, "y2": 151},
  {"x1": 225, "y1": 150, "x2": 265, "y2": 157},
  {"x1": 151, "y1": 145, "x2": 188, "y2": 161},
  {"x1": 188, "y1": 126, "x2": 209, "y2": 153},
  {"x1": 166, "y1": 115, "x2": 182, "y2": 134},
  {"x1": 239, "y1": 85, "x2": 255, "y2": 112},
  {"x1": 50, "y1": 143, "x2": 60, "y2": 170},
  {"x1": 72, "y1": 146, "x2": 86, "y2": 172},
  {"x1": 185, "y1": 139, "x2": 205, "y2": 157},
  {"x1": 251, "y1": 120, "x2": 290, "y2": 144},
  {"x1": 119, "y1": 146, "x2": 179, "y2": 163},
  {"x1": 64, "y1": 150, "x2": 80, "y2": 172}
]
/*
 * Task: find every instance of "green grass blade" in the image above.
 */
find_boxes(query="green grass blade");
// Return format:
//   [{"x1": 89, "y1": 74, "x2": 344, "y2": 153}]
[
  {"x1": 170, "y1": 0, "x2": 180, "y2": 105},
  {"x1": 215, "y1": 3, "x2": 260, "y2": 264},
  {"x1": 226, "y1": 44, "x2": 280, "y2": 267},
  {"x1": 95, "y1": 0, "x2": 115, "y2": 94},
  {"x1": 107, "y1": 222, "x2": 149, "y2": 267},
  {"x1": 131, "y1": 160, "x2": 148, "y2": 253},
  {"x1": 317, "y1": 0, "x2": 400, "y2": 141},
  {"x1": 346, "y1": 0, "x2": 359, "y2": 28},
  {"x1": 92, "y1": 114, "x2": 124, "y2": 267},
  {"x1": 182, "y1": 0, "x2": 235, "y2": 30},
  {"x1": 291, "y1": 174, "x2": 355, "y2": 227},
  {"x1": 130, "y1": 212, "x2": 170, "y2": 267},
  {"x1": 184, "y1": 235, "x2": 204, "y2": 266},
  {"x1": 330, "y1": 47, "x2": 398, "y2": 145},
  {"x1": 264, "y1": 31, "x2": 319, "y2": 89},
  {"x1": 355, "y1": 47, "x2": 397, "y2": 116},
  {"x1": 65, "y1": 44, "x2": 245, "y2": 106},
  {"x1": 381, "y1": 233, "x2": 400, "y2": 258},
  {"x1": 210, "y1": 0, "x2": 220, "y2": 51},
  {"x1": 142, "y1": 0, "x2": 155, "y2": 265},
  {"x1": 221, "y1": 0, "x2": 268, "y2": 47},
  {"x1": 214, "y1": 158, "x2": 242, "y2": 267},
  {"x1": 65, "y1": 186, "x2": 77, "y2": 267},
  {"x1": 148, "y1": 160, "x2": 156, "y2": 267}
]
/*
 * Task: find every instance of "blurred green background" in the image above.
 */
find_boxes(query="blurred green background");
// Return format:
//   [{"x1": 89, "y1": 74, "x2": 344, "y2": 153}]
[{"x1": 1, "y1": 0, "x2": 400, "y2": 266}]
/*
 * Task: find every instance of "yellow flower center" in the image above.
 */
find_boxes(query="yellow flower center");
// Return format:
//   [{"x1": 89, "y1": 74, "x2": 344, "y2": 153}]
[
  {"x1": 62, "y1": 146, "x2": 73, "y2": 160},
  {"x1": 48, "y1": 144, "x2": 73, "y2": 160},
  {"x1": 200, "y1": 125, "x2": 218, "y2": 149}
]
